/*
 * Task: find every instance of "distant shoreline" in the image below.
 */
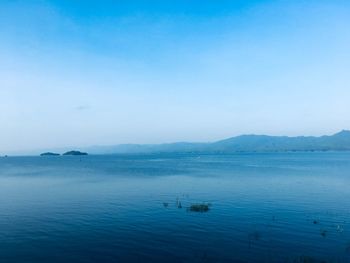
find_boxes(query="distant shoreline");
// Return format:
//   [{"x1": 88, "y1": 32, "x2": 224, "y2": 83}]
[
  {"x1": 2, "y1": 150, "x2": 350, "y2": 158},
  {"x1": 2, "y1": 130, "x2": 350, "y2": 156}
]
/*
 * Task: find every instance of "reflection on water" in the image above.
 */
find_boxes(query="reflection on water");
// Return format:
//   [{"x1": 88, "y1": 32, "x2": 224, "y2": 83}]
[{"x1": 0, "y1": 153, "x2": 350, "y2": 262}]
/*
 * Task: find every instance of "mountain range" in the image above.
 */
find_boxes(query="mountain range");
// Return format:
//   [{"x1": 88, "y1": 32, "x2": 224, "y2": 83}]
[{"x1": 83, "y1": 130, "x2": 350, "y2": 154}]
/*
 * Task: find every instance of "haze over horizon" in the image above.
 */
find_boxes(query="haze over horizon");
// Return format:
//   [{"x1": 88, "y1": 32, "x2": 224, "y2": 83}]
[{"x1": 1, "y1": 0, "x2": 350, "y2": 153}]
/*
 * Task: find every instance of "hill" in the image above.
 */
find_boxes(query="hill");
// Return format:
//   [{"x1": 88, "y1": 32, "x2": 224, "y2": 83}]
[{"x1": 84, "y1": 130, "x2": 350, "y2": 154}]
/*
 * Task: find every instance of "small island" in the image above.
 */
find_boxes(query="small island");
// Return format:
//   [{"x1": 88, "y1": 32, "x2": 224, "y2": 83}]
[
  {"x1": 40, "y1": 152, "x2": 60, "y2": 156},
  {"x1": 63, "y1": 151, "x2": 88, "y2": 156}
]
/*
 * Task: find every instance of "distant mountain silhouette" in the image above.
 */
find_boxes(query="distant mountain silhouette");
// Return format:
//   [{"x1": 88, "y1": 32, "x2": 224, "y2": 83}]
[
  {"x1": 85, "y1": 130, "x2": 350, "y2": 154},
  {"x1": 210, "y1": 130, "x2": 350, "y2": 152}
]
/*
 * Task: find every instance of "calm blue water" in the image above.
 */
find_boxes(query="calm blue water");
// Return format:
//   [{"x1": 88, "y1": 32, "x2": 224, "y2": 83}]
[{"x1": 0, "y1": 152, "x2": 350, "y2": 263}]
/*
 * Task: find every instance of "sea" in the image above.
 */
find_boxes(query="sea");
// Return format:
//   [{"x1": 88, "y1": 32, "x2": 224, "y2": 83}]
[{"x1": 0, "y1": 152, "x2": 349, "y2": 263}]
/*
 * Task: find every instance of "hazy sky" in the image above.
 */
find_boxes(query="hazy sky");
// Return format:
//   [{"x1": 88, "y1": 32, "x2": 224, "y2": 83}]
[{"x1": 1, "y1": 0, "x2": 350, "y2": 153}]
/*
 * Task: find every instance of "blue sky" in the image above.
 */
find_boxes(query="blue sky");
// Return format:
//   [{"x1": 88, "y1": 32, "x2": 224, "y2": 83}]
[{"x1": 0, "y1": 0, "x2": 350, "y2": 153}]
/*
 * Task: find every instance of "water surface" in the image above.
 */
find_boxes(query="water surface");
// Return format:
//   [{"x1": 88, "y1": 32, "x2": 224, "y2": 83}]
[{"x1": 0, "y1": 153, "x2": 350, "y2": 262}]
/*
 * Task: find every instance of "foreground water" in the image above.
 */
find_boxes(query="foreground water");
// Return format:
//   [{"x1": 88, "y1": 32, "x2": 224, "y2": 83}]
[{"x1": 0, "y1": 152, "x2": 350, "y2": 263}]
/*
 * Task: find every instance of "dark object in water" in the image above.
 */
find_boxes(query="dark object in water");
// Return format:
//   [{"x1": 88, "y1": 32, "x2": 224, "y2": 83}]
[
  {"x1": 63, "y1": 151, "x2": 88, "y2": 156},
  {"x1": 313, "y1": 220, "x2": 319, "y2": 224},
  {"x1": 176, "y1": 197, "x2": 182, "y2": 208},
  {"x1": 320, "y1": 230, "x2": 327, "y2": 237},
  {"x1": 163, "y1": 202, "x2": 169, "y2": 208},
  {"x1": 189, "y1": 203, "x2": 210, "y2": 212}
]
